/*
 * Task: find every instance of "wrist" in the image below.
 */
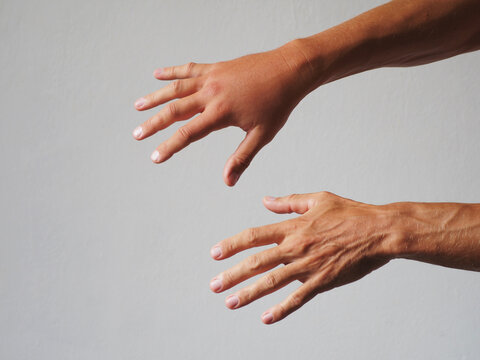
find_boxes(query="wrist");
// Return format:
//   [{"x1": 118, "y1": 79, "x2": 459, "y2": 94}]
[
  {"x1": 275, "y1": 39, "x2": 320, "y2": 98},
  {"x1": 284, "y1": 1, "x2": 422, "y2": 90},
  {"x1": 373, "y1": 202, "x2": 422, "y2": 261},
  {"x1": 381, "y1": 201, "x2": 480, "y2": 266},
  {"x1": 301, "y1": 25, "x2": 380, "y2": 87},
  {"x1": 278, "y1": 9, "x2": 385, "y2": 95},
  {"x1": 278, "y1": 32, "x2": 375, "y2": 96}
]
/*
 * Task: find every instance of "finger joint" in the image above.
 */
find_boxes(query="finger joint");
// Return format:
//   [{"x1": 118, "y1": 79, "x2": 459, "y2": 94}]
[
  {"x1": 247, "y1": 254, "x2": 262, "y2": 272},
  {"x1": 221, "y1": 271, "x2": 233, "y2": 288},
  {"x1": 177, "y1": 126, "x2": 192, "y2": 142},
  {"x1": 171, "y1": 80, "x2": 182, "y2": 94},
  {"x1": 186, "y1": 62, "x2": 196, "y2": 76},
  {"x1": 244, "y1": 227, "x2": 259, "y2": 246},
  {"x1": 264, "y1": 272, "x2": 279, "y2": 289},
  {"x1": 288, "y1": 292, "x2": 304, "y2": 310},
  {"x1": 167, "y1": 102, "x2": 178, "y2": 118}
]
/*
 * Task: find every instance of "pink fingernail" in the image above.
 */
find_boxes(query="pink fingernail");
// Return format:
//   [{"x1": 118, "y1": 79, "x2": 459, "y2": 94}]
[
  {"x1": 135, "y1": 98, "x2": 146, "y2": 109},
  {"x1": 133, "y1": 126, "x2": 143, "y2": 139},
  {"x1": 210, "y1": 278, "x2": 222, "y2": 292},
  {"x1": 225, "y1": 295, "x2": 239, "y2": 309},
  {"x1": 262, "y1": 311, "x2": 273, "y2": 324},
  {"x1": 154, "y1": 68, "x2": 163, "y2": 77},
  {"x1": 151, "y1": 150, "x2": 160, "y2": 163},
  {"x1": 265, "y1": 196, "x2": 276, "y2": 201},
  {"x1": 210, "y1": 246, "x2": 222, "y2": 259}
]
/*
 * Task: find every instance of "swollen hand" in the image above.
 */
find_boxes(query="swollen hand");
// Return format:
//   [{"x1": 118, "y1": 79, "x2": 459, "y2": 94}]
[{"x1": 133, "y1": 43, "x2": 311, "y2": 186}]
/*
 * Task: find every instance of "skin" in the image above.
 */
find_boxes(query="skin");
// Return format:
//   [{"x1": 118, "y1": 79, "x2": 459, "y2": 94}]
[
  {"x1": 133, "y1": 0, "x2": 480, "y2": 186},
  {"x1": 209, "y1": 192, "x2": 480, "y2": 324},
  {"x1": 132, "y1": 44, "x2": 312, "y2": 186},
  {"x1": 132, "y1": 0, "x2": 480, "y2": 323}
]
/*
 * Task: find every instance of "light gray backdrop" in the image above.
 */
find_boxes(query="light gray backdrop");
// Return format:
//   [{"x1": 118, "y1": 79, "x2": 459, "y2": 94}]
[{"x1": 1, "y1": 0, "x2": 479, "y2": 359}]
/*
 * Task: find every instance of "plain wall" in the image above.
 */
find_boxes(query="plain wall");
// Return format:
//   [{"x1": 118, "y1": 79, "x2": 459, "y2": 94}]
[{"x1": 1, "y1": 0, "x2": 479, "y2": 359}]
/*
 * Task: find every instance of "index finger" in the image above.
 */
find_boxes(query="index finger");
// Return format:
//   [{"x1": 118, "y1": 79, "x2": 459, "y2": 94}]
[
  {"x1": 211, "y1": 222, "x2": 288, "y2": 260},
  {"x1": 154, "y1": 62, "x2": 210, "y2": 80}
]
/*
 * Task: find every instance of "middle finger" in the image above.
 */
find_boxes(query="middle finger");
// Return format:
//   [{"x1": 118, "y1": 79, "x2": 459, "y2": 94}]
[
  {"x1": 134, "y1": 77, "x2": 201, "y2": 111},
  {"x1": 210, "y1": 246, "x2": 284, "y2": 293}
]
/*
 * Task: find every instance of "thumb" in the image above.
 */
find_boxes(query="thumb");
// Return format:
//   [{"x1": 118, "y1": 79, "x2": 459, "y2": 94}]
[
  {"x1": 223, "y1": 129, "x2": 266, "y2": 187},
  {"x1": 263, "y1": 193, "x2": 316, "y2": 214}
]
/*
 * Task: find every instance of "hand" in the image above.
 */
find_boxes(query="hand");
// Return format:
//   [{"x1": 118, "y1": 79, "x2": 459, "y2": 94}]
[
  {"x1": 209, "y1": 191, "x2": 396, "y2": 324},
  {"x1": 132, "y1": 41, "x2": 313, "y2": 186}
]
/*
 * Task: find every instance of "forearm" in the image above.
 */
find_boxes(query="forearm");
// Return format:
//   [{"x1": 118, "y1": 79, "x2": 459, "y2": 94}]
[
  {"x1": 387, "y1": 202, "x2": 480, "y2": 271},
  {"x1": 283, "y1": 0, "x2": 480, "y2": 90}
]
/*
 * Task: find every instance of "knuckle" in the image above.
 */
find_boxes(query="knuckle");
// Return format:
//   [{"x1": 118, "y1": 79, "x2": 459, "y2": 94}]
[
  {"x1": 222, "y1": 238, "x2": 236, "y2": 256},
  {"x1": 204, "y1": 80, "x2": 222, "y2": 97},
  {"x1": 222, "y1": 239, "x2": 238, "y2": 256},
  {"x1": 177, "y1": 126, "x2": 192, "y2": 142},
  {"x1": 294, "y1": 237, "x2": 311, "y2": 257},
  {"x1": 145, "y1": 114, "x2": 160, "y2": 130},
  {"x1": 221, "y1": 271, "x2": 233, "y2": 287},
  {"x1": 264, "y1": 272, "x2": 279, "y2": 289},
  {"x1": 208, "y1": 62, "x2": 220, "y2": 72},
  {"x1": 186, "y1": 61, "x2": 196, "y2": 75},
  {"x1": 167, "y1": 102, "x2": 178, "y2": 118},
  {"x1": 247, "y1": 254, "x2": 262, "y2": 272},
  {"x1": 283, "y1": 236, "x2": 312, "y2": 261},
  {"x1": 166, "y1": 66, "x2": 175, "y2": 77},
  {"x1": 285, "y1": 218, "x2": 302, "y2": 234},
  {"x1": 150, "y1": 94, "x2": 160, "y2": 105},
  {"x1": 239, "y1": 289, "x2": 253, "y2": 304},
  {"x1": 232, "y1": 152, "x2": 252, "y2": 169},
  {"x1": 208, "y1": 102, "x2": 230, "y2": 125},
  {"x1": 171, "y1": 79, "x2": 182, "y2": 93},
  {"x1": 277, "y1": 302, "x2": 288, "y2": 318},
  {"x1": 144, "y1": 117, "x2": 154, "y2": 130},
  {"x1": 244, "y1": 227, "x2": 258, "y2": 245},
  {"x1": 211, "y1": 100, "x2": 228, "y2": 116},
  {"x1": 280, "y1": 237, "x2": 300, "y2": 257},
  {"x1": 317, "y1": 191, "x2": 334, "y2": 201},
  {"x1": 288, "y1": 292, "x2": 304, "y2": 309},
  {"x1": 287, "y1": 193, "x2": 300, "y2": 202},
  {"x1": 157, "y1": 142, "x2": 168, "y2": 155}
]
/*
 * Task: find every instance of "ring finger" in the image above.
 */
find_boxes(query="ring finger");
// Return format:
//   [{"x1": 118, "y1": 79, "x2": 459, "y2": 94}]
[{"x1": 225, "y1": 262, "x2": 305, "y2": 309}]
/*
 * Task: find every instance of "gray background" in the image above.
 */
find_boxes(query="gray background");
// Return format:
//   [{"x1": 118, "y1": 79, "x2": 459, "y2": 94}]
[{"x1": 1, "y1": 0, "x2": 479, "y2": 359}]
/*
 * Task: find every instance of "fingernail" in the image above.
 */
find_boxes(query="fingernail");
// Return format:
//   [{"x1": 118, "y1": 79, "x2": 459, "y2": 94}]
[
  {"x1": 151, "y1": 150, "x2": 160, "y2": 163},
  {"x1": 265, "y1": 196, "x2": 276, "y2": 201},
  {"x1": 154, "y1": 68, "x2": 163, "y2": 77},
  {"x1": 229, "y1": 171, "x2": 240, "y2": 186},
  {"x1": 135, "y1": 98, "x2": 146, "y2": 109},
  {"x1": 225, "y1": 295, "x2": 239, "y2": 309},
  {"x1": 133, "y1": 126, "x2": 143, "y2": 139},
  {"x1": 262, "y1": 311, "x2": 273, "y2": 324},
  {"x1": 210, "y1": 278, "x2": 222, "y2": 292},
  {"x1": 210, "y1": 246, "x2": 222, "y2": 259}
]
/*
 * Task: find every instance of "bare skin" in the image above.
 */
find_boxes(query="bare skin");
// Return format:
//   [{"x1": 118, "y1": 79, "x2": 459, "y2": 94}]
[
  {"x1": 132, "y1": 0, "x2": 480, "y2": 324},
  {"x1": 132, "y1": 44, "x2": 311, "y2": 186},
  {"x1": 209, "y1": 192, "x2": 480, "y2": 324},
  {"x1": 133, "y1": 0, "x2": 479, "y2": 185}
]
